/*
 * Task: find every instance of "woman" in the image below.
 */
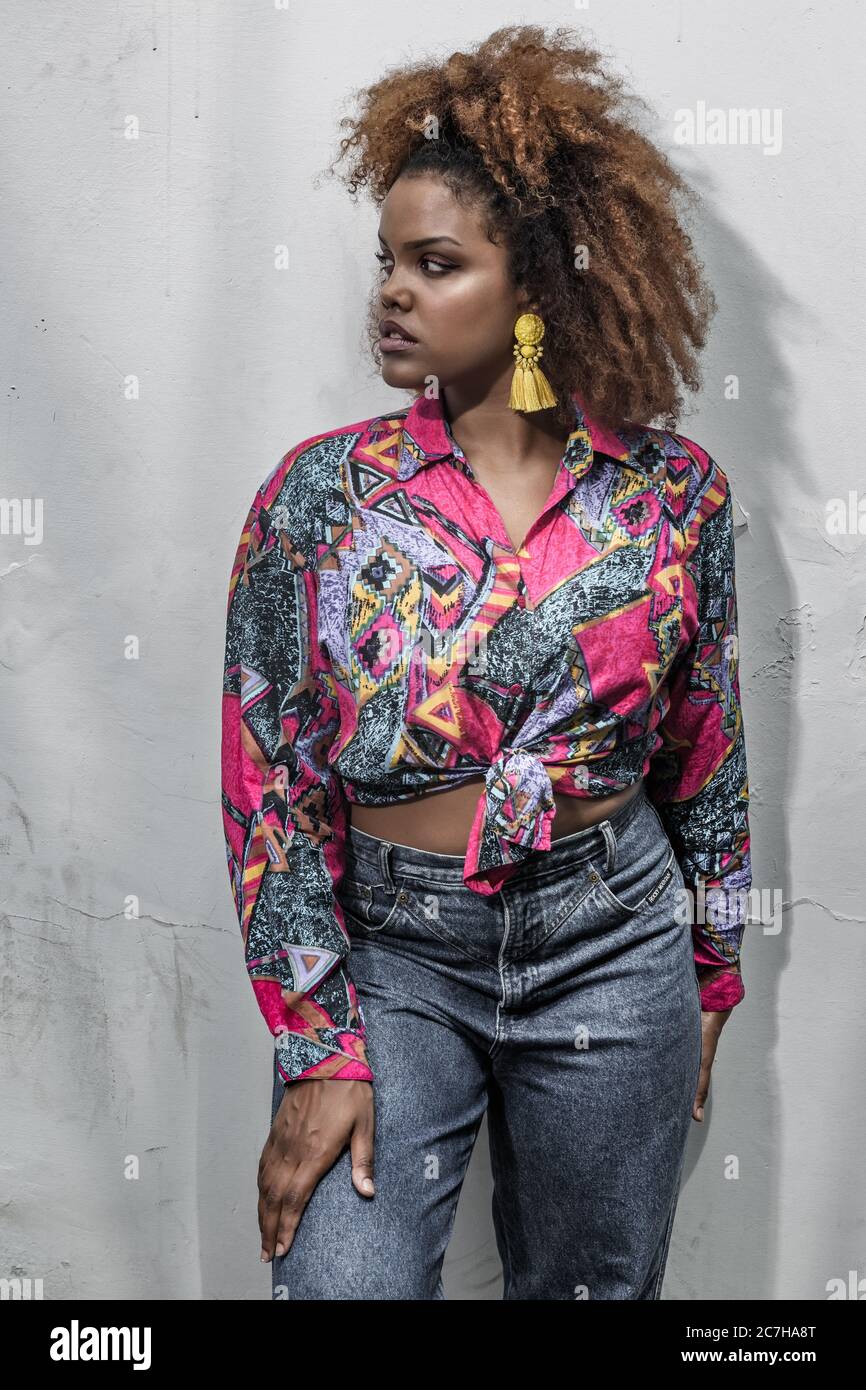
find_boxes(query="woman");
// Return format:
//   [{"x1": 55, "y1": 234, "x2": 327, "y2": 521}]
[{"x1": 220, "y1": 25, "x2": 751, "y2": 1300}]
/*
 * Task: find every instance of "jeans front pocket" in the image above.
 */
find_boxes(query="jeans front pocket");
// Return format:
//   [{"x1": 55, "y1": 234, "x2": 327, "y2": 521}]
[
  {"x1": 589, "y1": 843, "x2": 678, "y2": 919},
  {"x1": 585, "y1": 798, "x2": 679, "y2": 923},
  {"x1": 336, "y1": 868, "x2": 408, "y2": 935}
]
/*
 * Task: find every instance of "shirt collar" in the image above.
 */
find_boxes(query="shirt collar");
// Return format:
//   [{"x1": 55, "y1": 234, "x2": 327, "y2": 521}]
[{"x1": 393, "y1": 388, "x2": 650, "y2": 485}]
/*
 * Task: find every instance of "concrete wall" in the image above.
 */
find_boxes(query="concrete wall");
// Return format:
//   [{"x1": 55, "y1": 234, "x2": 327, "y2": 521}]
[{"x1": 2, "y1": 1, "x2": 863, "y2": 1300}]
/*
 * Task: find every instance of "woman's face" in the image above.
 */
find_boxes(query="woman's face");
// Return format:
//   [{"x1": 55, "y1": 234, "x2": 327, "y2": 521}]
[{"x1": 373, "y1": 172, "x2": 531, "y2": 395}]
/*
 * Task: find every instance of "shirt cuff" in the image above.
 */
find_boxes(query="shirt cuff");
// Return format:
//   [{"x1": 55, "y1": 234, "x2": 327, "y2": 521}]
[{"x1": 697, "y1": 964, "x2": 745, "y2": 1011}]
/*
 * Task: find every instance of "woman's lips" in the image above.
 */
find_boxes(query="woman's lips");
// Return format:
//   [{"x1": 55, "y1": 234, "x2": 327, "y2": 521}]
[{"x1": 378, "y1": 334, "x2": 419, "y2": 352}]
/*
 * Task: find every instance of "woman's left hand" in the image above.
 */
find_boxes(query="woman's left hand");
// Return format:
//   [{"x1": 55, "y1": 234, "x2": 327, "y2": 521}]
[{"x1": 693, "y1": 1008, "x2": 732, "y2": 1122}]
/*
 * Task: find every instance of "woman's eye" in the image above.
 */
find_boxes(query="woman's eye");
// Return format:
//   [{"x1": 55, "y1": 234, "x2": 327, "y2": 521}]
[
  {"x1": 374, "y1": 252, "x2": 454, "y2": 276},
  {"x1": 419, "y1": 256, "x2": 454, "y2": 275}
]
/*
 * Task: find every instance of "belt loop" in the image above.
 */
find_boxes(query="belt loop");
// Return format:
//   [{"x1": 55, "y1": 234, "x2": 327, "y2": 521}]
[
  {"x1": 379, "y1": 839, "x2": 395, "y2": 892},
  {"x1": 600, "y1": 820, "x2": 617, "y2": 875}
]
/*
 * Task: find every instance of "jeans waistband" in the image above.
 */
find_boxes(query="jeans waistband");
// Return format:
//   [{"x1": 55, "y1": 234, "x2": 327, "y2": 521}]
[{"x1": 344, "y1": 779, "x2": 649, "y2": 888}]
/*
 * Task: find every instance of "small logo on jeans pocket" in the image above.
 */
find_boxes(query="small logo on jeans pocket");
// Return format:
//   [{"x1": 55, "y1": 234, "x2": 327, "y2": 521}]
[{"x1": 645, "y1": 863, "x2": 674, "y2": 906}]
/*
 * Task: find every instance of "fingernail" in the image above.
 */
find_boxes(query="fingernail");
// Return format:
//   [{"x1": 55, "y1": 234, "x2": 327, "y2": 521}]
[
  {"x1": 362, "y1": 1178, "x2": 375, "y2": 1194},
  {"x1": 260, "y1": 1251, "x2": 269, "y2": 1262},
  {"x1": 696, "y1": 1106, "x2": 704, "y2": 1122},
  {"x1": 275, "y1": 1243, "x2": 286, "y2": 1256}
]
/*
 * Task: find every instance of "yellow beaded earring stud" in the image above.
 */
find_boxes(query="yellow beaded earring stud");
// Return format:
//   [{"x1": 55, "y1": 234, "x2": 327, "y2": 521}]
[{"x1": 508, "y1": 312, "x2": 557, "y2": 412}]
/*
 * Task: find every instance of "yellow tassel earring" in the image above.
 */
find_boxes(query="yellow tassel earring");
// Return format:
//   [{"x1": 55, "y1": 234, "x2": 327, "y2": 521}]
[{"x1": 508, "y1": 312, "x2": 557, "y2": 412}]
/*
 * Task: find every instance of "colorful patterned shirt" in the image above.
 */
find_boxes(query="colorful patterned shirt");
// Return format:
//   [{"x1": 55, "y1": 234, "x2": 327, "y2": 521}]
[{"x1": 221, "y1": 389, "x2": 751, "y2": 1085}]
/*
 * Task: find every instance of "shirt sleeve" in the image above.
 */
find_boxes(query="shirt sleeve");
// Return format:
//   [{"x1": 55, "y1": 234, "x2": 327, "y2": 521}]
[
  {"x1": 645, "y1": 452, "x2": 751, "y2": 1012},
  {"x1": 220, "y1": 447, "x2": 374, "y2": 1084}
]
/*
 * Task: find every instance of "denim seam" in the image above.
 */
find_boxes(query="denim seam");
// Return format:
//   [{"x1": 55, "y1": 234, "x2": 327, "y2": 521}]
[
  {"x1": 489, "y1": 889, "x2": 512, "y2": 1060},
  {"x1": 651, "y1": 986, "x2": 701, "y2": 1300},
  {"x1": 394, "y1": 899, "x2": 502, "y2": 970},
  {"x1": 501, "y1": 879, "x2": 598, "y2": 962},
  {"x1": 651, "y1": 1182, "x2": 681, "y2": 1300},
  {"x1": 493, "y1": 1186, "x2": 518, "y2": 1300}
]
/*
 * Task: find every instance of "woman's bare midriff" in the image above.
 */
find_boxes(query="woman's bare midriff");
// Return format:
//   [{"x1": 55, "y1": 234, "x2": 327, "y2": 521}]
[{"x1": 348, "y1": 775, "x2": 644, "y2": 856}]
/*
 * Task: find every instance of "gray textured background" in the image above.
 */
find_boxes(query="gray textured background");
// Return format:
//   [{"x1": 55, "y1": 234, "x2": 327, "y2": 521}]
[{"x1": 2, "y1": 1, "x2": 864, "y2": 1300}]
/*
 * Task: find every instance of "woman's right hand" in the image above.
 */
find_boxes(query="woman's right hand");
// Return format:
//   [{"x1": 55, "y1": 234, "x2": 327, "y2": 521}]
[{"x1": 258, "y1": 1077, "x2": 375, "y2": 1262}]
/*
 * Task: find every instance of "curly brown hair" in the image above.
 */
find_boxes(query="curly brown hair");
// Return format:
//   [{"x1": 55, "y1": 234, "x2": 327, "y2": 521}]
[{"x1": 323, "y1": 23, "x2": 716, "y2": 434}]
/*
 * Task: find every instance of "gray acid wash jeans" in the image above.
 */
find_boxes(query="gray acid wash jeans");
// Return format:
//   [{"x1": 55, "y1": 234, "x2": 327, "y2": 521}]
[{"x1": 270, "y1": 782, "x2": 703, "y2": 1301}]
